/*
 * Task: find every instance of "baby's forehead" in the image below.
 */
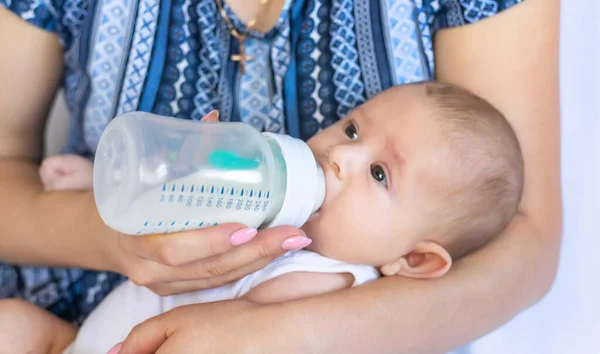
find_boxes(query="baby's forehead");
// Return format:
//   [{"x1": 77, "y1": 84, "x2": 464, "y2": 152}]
[
  {"x1": 361, "y1": 86, "x2": 440, "y2": 133},
  {"x1": 373, "y1": 83, "x2": 429, "y2": 106}
]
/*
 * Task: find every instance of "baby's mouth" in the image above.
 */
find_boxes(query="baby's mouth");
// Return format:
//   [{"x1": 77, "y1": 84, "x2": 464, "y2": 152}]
[{"x1": 308, "y1": 208, "x2": 322, "y2": 221}]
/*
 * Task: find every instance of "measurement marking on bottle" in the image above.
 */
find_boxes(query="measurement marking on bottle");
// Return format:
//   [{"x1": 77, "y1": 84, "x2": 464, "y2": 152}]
[{"x1": 138, "y1": 184, "x2": 276, "y2": 235}]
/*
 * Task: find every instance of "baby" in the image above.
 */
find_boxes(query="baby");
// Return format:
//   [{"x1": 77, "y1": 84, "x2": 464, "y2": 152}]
[{"x1": 2, "y1": 82, "x2": 524, "y2": 353}]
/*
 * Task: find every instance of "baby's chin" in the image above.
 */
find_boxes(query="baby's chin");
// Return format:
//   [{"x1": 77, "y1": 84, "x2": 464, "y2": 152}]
[
  {"x1": 301, "y1": 212, "x2": 325, "y2": 253},
  {"x1": 300, "y1": 211, "x2": 342, "y2": 258}
]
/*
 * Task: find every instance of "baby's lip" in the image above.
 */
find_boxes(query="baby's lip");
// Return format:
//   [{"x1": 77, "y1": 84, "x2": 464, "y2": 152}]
[
  {"x1": 317, "y1": 158, "x2": 331, "y2": 183},
  {"x1": 307, "y1": 209, "x2": 321, "y2": 222}
]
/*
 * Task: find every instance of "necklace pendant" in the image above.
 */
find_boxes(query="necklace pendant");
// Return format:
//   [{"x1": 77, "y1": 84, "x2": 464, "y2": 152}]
[{"x1": 231, "y1": 41, "x2": 254, "y2": 74}]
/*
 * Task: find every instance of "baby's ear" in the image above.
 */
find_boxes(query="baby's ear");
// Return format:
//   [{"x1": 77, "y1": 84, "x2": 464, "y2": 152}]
[
  {"x1": 200, "y1": 110, "x2": 220, "y2": 122},
  {"x1": 380, "y1": 241, "x2": 452, "y2": 279}
]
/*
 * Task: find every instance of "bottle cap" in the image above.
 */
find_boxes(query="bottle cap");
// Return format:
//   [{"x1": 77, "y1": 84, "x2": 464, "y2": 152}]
[{"x1": 262, "y1": 133, "x2": 326, "y2": 229}]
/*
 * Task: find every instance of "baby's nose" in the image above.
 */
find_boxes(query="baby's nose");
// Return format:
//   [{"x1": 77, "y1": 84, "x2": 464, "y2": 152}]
[
  {"x1": 330, "y1": 159, "x2": 342, "y2": 180},
  {"x1": 327, "y1": 145, "x2": 360, "y2": 180}
]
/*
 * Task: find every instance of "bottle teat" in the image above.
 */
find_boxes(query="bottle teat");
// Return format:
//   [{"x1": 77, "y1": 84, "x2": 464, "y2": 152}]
[
  {"x1": 262, "y1": 133, "x2": 326, "y2": 228},
  {"x1": 313, "y1": 165, "x2": 326, "y2": 214}
]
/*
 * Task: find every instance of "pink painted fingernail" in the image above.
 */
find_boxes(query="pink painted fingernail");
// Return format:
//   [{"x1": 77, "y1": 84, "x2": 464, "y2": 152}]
[
  {"x1": 230, "y1": 228, "x2": 258, "y2": 246},
  {"x1": 200, "y1": 110, "x2": 219, "y2": 122},
  {"x1": 107, "y1": 343, "x2": 122, "y2": 354},
  {"x1": 282, "y1": 236, "x2": 312, "y2": 250}
]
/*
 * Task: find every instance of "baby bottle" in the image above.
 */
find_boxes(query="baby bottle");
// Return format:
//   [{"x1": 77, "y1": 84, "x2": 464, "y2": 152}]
[{"x1": 93, "y1": 112, "x2": 325, "y2": 235}]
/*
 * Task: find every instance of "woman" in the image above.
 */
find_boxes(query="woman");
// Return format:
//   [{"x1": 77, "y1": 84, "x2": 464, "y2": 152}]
[{"x1": 0, "y1": 0, "x2": 560, "y2": 352}]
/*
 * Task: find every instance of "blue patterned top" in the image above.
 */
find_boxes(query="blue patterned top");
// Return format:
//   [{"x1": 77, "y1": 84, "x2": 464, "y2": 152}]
[{"x1": 1, "y1": 0, "x2": 524, "y2": 324}]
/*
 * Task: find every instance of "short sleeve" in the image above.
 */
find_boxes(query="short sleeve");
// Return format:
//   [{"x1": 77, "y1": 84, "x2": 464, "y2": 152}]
[
  {"x1": 0, "y1": 0, "x2": 89, "y2": 50},
  {"x1": 433, "y1": 0, "x2": 527, "y2": 31}
]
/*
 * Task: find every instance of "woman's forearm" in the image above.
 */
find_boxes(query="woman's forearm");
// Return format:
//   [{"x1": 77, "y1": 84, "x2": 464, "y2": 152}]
[
  {"x1": 0, "y1": 9, "x2": 113, "y2": 269},
  {"x1": 0, "y1": 159, "x2": 118, "y2": 271},
  {"x1": 261, "y1": 213, "x2": 560, "y2": 354}
]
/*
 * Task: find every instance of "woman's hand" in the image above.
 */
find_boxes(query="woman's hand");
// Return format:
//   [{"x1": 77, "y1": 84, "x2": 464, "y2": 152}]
[
  {"x1": 108, "y1": 224, "x2": 311, "y2": 295},
  {"x1": 116, "y1": 300, "x2": 268, "y2": 354}
]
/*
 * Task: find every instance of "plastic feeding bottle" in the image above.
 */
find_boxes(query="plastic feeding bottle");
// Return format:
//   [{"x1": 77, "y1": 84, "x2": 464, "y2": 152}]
[{"x1": 93, "y1": 112, "x2": 325, "y2": 235}]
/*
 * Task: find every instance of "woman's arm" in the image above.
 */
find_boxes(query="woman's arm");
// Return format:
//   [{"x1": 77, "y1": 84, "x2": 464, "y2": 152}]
[
  {"x1": 296, "y1": 0, "x2": 561, "y2": 350},
  {"x1": 283, "y1": 0, "x2": 561, "y2": 350},
  {"x1": 0, "y1": 7, "x2": 111, "y2": 268},
  {"x1": 120, "y1": 0, "x2": 561, "y2": 352}
]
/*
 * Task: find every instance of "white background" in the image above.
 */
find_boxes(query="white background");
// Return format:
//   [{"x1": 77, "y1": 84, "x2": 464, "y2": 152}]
[
  {"x1": 45, "y1": 0, "x2": 599, "y2": 352},
  {"x1": 467, "y1": 0, "x2": 600, "y2": 353}
]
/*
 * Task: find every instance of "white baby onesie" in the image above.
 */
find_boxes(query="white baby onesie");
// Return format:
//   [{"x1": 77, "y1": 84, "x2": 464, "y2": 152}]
[{"x1": 64, "y1": 250, "x2": 380, "y2": 354}]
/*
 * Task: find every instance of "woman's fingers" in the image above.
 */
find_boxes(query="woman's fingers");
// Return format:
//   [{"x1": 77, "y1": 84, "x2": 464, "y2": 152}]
[
  {"x1": 154, "y1": 238, "x2": 308, "y2": 293},
  {"x1": 162, "y1": 226, "x2": 309, "y2": 282},
  {"x1": 149, "y1": 258, "x2": 269, "y2": 295},
  {"x1": 131, "y1": 223, "x2": 248, "y2": 266},
  {"x1": 106, "y1": 343, "x2": 123, "y2": 354},
  {"x1": 118, "y1": 300, "x2": 258, "y2": 354},
  {"x1": 118, "y1": 313, "x2": 170, "y2": 354}
]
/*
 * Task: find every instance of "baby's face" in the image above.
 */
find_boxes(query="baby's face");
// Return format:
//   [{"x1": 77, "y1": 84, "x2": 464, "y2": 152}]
[{"x1": 303, "y1": 85, "x2": 454, "y2": 266}]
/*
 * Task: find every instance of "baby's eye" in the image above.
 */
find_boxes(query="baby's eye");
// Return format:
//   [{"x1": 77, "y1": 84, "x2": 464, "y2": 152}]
[
  {"x1": 344, "y1": 123, "x2": 358, "y2": 140},
  {"x1": 370, "y1": 165, "x2": 387, "y2": 187}
]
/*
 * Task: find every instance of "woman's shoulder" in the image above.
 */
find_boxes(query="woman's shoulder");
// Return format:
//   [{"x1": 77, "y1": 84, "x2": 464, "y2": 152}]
[
  {"x1": 0, "y1": 0, "x2": 90, "y2": 50},
  {"x1": 432, "y1": 0, "x2": 527, "y2": 31}
]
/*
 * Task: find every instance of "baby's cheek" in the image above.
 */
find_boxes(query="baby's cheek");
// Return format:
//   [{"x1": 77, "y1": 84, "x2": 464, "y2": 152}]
[
  {"x1": 302, "y1": 214, "x2": 341, "y2": 256},
  {"x1": 317, "y1": 215, "x2": 367, "y2": 262},
  {"x1": 304, "y1": 189, "x2": 373, "y2": 259}
]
